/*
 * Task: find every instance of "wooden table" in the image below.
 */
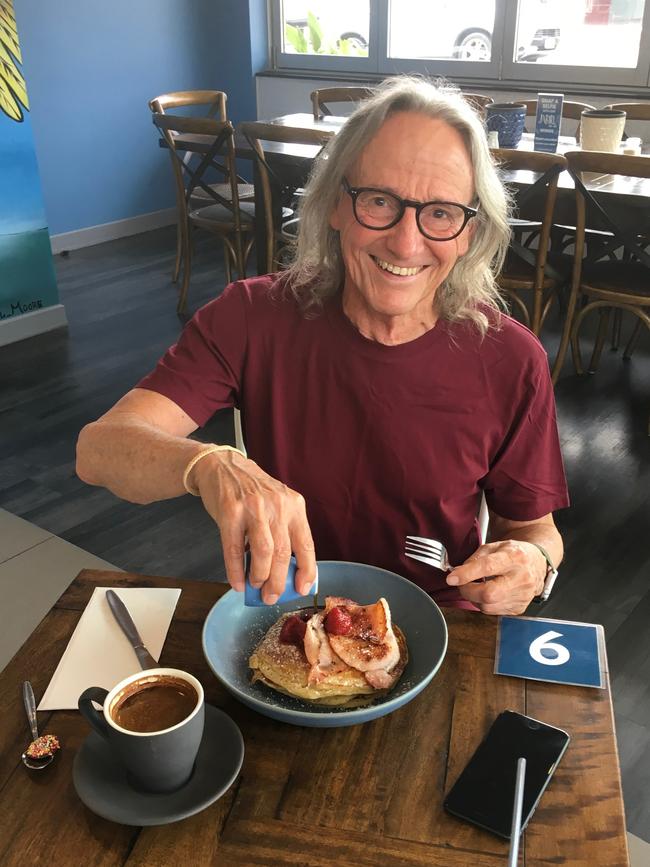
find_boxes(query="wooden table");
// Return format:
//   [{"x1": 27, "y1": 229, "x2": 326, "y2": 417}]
[
  {"x1": 167, "y1": 112, "x2": 650, "y2": 274},
  {"x1": 231, "y1": 115, "x2": 650, "y2": 274},
  {"x1": 0, "y1": 568, "x2": 629, "y2": 865}
]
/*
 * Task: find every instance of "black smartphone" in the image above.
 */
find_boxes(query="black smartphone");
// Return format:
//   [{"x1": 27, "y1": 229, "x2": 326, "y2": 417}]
[{"x1": 443, "y1": 710, "x2": 570, "y2": 839}]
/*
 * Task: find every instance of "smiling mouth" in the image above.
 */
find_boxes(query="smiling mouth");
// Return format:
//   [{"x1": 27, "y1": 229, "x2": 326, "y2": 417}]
[{"x1": 372, "y1": 256, "x2": 426, "y2": 277}]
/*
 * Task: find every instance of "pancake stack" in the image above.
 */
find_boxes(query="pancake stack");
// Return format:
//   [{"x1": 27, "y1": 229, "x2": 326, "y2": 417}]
[{"x1": 249, "y1": 596, "x2": 408, "y2": 708}]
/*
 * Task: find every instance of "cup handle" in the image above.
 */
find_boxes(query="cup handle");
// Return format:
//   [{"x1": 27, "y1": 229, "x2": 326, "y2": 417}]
[{"x1": 78, "y1": 687, "x2": 110, "y2": 739}]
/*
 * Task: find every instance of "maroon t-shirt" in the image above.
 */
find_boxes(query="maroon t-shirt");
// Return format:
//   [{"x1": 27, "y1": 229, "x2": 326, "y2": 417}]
[{"x1": 138, "y1": 275, "x2": 569, "y2": 607}]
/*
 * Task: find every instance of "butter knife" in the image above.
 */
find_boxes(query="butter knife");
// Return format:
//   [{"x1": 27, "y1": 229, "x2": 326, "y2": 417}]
[{"x1": 106, "y1": 589, "x2": 158, "y2": 670}]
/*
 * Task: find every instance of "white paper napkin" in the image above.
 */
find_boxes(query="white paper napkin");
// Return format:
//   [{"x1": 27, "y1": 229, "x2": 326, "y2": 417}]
[{"x1": 38, "y1": 586, "x2": 181, "y2": 710}]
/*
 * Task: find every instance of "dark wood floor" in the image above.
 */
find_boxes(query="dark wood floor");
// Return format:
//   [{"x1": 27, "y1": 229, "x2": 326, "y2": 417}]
[{"x1": 1, "y1": 227, "x2": 648, "y2": 840}]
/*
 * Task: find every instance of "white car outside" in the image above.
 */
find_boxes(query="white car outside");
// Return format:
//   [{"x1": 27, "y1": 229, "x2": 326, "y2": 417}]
[{"x1": 282, "y1": 0, "x2": 569, "y2": 61}]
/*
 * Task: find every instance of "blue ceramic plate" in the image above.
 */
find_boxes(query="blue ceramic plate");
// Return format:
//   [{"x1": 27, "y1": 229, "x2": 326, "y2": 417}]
[{"x1": 202, "y1": 561, "x2": 448, "y2": 728}]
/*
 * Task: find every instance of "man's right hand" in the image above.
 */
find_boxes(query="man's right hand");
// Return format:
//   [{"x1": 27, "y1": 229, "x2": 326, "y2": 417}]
[{"x1": 191, "y1": 449, "x2": 317, "y2": 605}]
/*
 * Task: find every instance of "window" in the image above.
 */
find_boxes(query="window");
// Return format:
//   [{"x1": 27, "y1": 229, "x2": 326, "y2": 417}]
[{"x1": 270, "y1": 0, "x2": 650, "y2": 89}]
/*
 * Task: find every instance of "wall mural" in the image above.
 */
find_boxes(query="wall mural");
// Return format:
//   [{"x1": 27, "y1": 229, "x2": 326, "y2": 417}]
[{"x1": 0, "y1": 0, "x2": 59, "y2": 323}]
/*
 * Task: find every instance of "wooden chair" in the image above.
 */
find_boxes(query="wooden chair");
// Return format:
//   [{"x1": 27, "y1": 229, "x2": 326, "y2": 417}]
[
  {"x1": 522, "y1": 99, "x2": 595, "y2": 141},
  {"x1": 240, "y1": 122, "x2": 334, "y2": 273},
  {"x1": 552, "y1": 150, "x2": 650, "y2": 424},
  {"x1": 310, "y1": 87, "x2": 373, "y2": 119},
  {"x1": 492, "y1": 148, "x2": 568, "y2": 336},
  {"x1": 604, "y1": 102, "x2": 650, "y2": 134},
  {"x1": 152, "y1": 113, "x2": 255, "y2": 314},
  {"x1": 462, "y1": 93, "x2": 493, "y2": 115},
  {"x1": 599, "y1": 103, "x2": 650, "y2": 352},
  {"x1": 148, "y1": 91, "x2": 254, "y2": 284}
]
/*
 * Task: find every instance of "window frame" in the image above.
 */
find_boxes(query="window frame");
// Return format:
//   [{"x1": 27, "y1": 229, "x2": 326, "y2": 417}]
[
  {"x1": 270, "y1": 0, "x2": 650, "y2": 91},
  {"x1": 500, "y1": 0, "x2": 650, "y2": 88},
  {"x1": 270, "y1": 0, "x2": 381, "y2": 73}
]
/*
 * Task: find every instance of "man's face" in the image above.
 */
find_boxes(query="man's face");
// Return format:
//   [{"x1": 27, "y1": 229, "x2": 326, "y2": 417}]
[{"x1": 329, "y1": 111, "x2": 476, "y2": 331}]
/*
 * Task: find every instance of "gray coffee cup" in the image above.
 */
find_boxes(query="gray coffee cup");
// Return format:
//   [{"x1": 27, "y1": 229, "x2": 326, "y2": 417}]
[{"x1": 79, "y1": 668, "x2": 204, "y2": 793}]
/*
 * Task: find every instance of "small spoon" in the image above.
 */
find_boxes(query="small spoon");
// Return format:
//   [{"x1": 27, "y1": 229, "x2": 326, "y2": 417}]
[{"x1": 21, "y1": 681, "x2": 59, "y2": 769}]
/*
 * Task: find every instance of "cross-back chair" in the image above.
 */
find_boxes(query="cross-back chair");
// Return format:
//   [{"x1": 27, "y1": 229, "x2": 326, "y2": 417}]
[
  {"x1": 152, "y1": 113, "x2": 255, "y2": 314},
  {"x1": 240, "y1": 122, "x2": 334, "y2": 274},
  {"x1": 522, "y1": 99, "x2": 595, "y2": 142},
  {"x1": 552, "y1": 150, "x2": 650, "y2": 417},
  {"x1": 148, "y1": 90, "x2": 254, "y2": 285},
  {"x1": 600, "y1": 103, "x2": 650, "y2": 351},
  {"x1": 310, "y1": 86, "x2": 374, "y2": 119},
  {"x1": 491, "y1": 148, "x2": 568, "y2": 335},
  {"x1": 149, "y1": 91, "x2": 254, "y2": 206}
]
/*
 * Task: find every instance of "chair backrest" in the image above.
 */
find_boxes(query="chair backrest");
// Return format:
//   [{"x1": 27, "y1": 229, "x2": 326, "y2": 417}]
[
  {"x1": 565, "y1": 149, "x2": 650, "y2": 272},
  {"x1": 239, "y1": 121, "x2": 334, "y2": 272},
  {"x1": 462, "y1": 93, "x2": 493, "y2": 114},
  {"x1": 604, "y1": 102, "x2": 650, "y2": 141},
  {"x1": 522, "y1": 99, "x2": 595, "y2": 140},
  {"x1": 149, "y1": 91, "x2": 232, "y2": 200},
  {"x1": 604, "y1": 102, "x2": 650, "y2": 121},
  {"x1": 148, "y1": 90, "x2": 227, "y2": 120},
  {"x1": 310, "y1": 86, "x2": 374, "y2": 119},
  {"x1": 152, "y1": 113, "x2": 244, "y2": 234},
  {"x1": 492, "y1": 148, "x2": 567, "y2": 329}
]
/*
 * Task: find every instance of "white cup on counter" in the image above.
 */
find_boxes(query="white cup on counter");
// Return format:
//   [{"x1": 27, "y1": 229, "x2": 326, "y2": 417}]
[{"x1": 621, "y1": 136, "x2": 642, "y2": 156}]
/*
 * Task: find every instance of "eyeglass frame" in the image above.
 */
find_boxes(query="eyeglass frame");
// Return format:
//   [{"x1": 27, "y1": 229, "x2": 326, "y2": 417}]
[{"x1": 341, "y1": 177, "x2": 479, "y2": 242}]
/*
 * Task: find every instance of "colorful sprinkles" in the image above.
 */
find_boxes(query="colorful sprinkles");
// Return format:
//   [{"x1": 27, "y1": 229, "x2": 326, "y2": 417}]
[{"x1": 25, "y1": 734, "x2": 60, "y2": 759}]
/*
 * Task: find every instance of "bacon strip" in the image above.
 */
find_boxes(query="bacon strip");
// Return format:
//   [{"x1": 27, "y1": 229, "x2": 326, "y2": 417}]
[
  {"x1": 303, "y1": 613, "x2": 348, "y2": 685},
  {"x1": 327, "y1": 598, "x2": 400, "y2": 674},
  {"x1": 364, "y1": 668, "x2": 400, "y2": 690}
]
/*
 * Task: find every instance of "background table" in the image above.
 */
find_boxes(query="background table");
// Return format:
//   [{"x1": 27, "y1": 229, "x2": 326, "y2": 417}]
[
  {"x1": 232, "y1": 115, "x2": 650, "y2": 274},
  {"x1": 0, "y1": 568, "x2": 629, "y2": 865}
]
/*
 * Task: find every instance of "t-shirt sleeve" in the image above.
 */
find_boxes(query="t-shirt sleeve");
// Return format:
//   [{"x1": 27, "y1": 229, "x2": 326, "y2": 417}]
[
  {"x1": 136, "y1": 281, "x2": 248, "y2": 427},
  {"x1": 482, "y1": 350, "x2": 569, "y2": 521}
]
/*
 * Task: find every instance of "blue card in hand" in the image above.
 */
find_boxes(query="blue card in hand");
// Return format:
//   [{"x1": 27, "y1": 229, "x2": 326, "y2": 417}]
[
  {"x1": 243, "y1": 552, "x2": 318, "y2": 606},
  {"x1": 496, "y1": 615, "x2": 605, "y2": 688}
]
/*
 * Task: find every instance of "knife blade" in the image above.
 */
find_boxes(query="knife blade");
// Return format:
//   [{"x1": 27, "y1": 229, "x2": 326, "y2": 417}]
[{"x1": 106, "y1": 589, "x2": 159, "y2": 670}]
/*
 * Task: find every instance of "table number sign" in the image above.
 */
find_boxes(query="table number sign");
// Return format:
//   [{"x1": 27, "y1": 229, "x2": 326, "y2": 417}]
[
  {"x1": 534, "y1": 93, "x2": 564, "y2": 153},
  {"x1": 495, "y1": 615, "x2": 605, "y2": 688}
]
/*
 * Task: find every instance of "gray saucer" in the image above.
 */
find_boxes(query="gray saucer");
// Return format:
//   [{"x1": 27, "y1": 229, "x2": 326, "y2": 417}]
[{"x1": 73, "y1": 704, "x2": 244, "y2": 826}]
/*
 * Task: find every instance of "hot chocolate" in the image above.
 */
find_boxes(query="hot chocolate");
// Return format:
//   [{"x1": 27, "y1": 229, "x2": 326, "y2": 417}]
[{"x1": 110, "y1": 675, "x2": 198, "y2": 733}]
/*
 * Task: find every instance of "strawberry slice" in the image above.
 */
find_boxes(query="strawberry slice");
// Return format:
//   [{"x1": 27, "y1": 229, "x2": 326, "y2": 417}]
[
  {"x1": 324, "y1": 606, "x2": 352, "y2": 636},
  {"x1": 279, "y1": 614, "x2": 307, "y2": 647}
]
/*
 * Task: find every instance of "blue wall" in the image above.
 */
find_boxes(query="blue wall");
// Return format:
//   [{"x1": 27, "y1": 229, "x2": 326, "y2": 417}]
[{"x1": 14, "y1": 0, "x2": 267, "y2": 236}]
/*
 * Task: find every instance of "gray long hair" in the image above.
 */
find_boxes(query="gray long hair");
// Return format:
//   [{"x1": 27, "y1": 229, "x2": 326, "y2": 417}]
[{"x1": 284, "y1": 76, "x2": 511, "y2": 334}]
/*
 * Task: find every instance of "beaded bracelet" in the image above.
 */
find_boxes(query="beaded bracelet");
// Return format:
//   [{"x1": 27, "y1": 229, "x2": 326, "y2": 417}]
[{"x1": 182, "y1": 444, "x2": 245, "y2": 496}]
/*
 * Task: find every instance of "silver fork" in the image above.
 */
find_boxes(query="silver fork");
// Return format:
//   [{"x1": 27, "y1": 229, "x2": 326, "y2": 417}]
[{"x1": 405, "y1": 536, "x2": 452, "y2": 571}]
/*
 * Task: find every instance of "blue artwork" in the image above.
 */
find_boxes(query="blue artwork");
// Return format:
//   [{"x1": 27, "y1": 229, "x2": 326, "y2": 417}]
[
  {"x1": 495, "y1": 615, "x2": 605, "y2": 689},
  {"x1": 0, "y1": 0, "x2": 59, "y2": 322}
]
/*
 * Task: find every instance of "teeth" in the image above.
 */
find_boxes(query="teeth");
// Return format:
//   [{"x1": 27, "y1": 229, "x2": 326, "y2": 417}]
[{"x1": 375, "y1": 258, "x2": 423, "y2": 276}]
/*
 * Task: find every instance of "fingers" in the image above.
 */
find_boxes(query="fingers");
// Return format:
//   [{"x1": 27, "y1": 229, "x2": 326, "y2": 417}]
[
  {"x1": 220, "y1": 529, "x2": 247, "y2": 592},
  {"x1": 199, "y1": 452, "x2": 315, "y2": 603},
  {"x1": 290, "y1": 507, "x2": 317, "y2": 595},
  {"x1": 451, "y1": 540, "x2": 541, "y2": 615},
  {"x1": 447, "y1": 546, "x2": 515, "y2": 587},
  {"x1": 459, "y1": 575, "x2": 532, "y2": 615}
]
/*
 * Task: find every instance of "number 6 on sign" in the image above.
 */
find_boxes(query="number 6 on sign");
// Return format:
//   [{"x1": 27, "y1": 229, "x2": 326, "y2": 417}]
[
  {"x1": 496, "y1": 617, "x2": 604, "y2": 688},
  {"x1": 529, "y1": 630, "x2": 570, "y2": 666}
]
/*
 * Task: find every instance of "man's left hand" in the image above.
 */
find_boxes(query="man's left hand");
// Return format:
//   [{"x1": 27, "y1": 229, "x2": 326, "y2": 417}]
[{"x1": 446, "y1": 540, "x2": 547, "y2": 615}]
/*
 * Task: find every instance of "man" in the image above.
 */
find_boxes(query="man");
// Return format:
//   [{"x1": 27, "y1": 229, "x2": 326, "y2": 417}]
[{"x1": 76, "y1": 77, "x2": 568, "y2": 614}]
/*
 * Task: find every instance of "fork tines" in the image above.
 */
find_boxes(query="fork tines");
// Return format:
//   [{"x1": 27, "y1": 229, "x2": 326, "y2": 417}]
[{"x1": 405, "y1": 536, "x2": 448, "y2": 570}]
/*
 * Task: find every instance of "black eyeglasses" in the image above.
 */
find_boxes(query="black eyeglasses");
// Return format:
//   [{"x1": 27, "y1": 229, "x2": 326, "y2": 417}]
[{"x1": 342, "y1": 178, "x2": 478, "y2": 241}]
